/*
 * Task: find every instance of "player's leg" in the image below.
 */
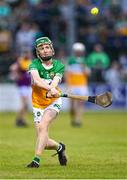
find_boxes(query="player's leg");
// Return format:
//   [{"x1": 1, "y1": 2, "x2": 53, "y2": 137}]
[
  {"x1": 74, "y1": 100, "x2": 84, "y2": 126},
  {"x1": 27, "y1": 108, "x2": 57, "y2": 168},
  {"x1": 16, "y1": 96, "x2": 28, "y2": 126},
  {"x1": 27, "y1": 98, "x2": 67, "y2": 167},
  {"x1": 43, "y1": 100, "x2": 67, "y2": 166},
  {"x1": 69, "y1": 87, "x2": 82, "y2": 126},
  {"x1": 45, "y1": 138, "x2": 59, "y2": 150},
  {"x1": 71, "y1": 86, "x2": 88, "y2": 127},
  {"x1": 16, "y1": 86, "x2": 30, "y2": 127},
  {"x1": 70, "y1": 99, "x2": 79, "y2": 126},
  {"x1": 35, "y1": 109, "x2": 57, "y2": 155},
  {"x1": 45, "y1": 138, "x2": 67, "y2": 166}
]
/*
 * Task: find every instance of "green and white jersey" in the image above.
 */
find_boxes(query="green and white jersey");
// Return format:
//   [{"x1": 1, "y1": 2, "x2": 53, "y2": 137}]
[
  {"x1": 66, "y1": 56, "x2": 89, "y2": 86},
  {"x1": 68, "y1": 56, "x2": 86, "y2": 65},
  {"x1": 29, "y1": 58, "x2": 65, "y2": 83},
  {"x1": 28, "y1": 58, "x2": 65, "y2": 109},
  {"x1": 67, "y1": 56, "x2": 87, "y2": 73}
]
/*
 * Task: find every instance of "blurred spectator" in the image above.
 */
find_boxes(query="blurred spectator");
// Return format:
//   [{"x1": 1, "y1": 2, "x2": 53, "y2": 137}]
[
  {"x1": 87, "y1": 43, "x2": 110, "y2": 82},
  {"x1": 104, "y1": 61, "x2": 123, "y2": 85},
  {"x1": 59, "y1": 0, "x2": 70, "y2": 22},
  {"x1": 30, "y1": 0, "x2": 53, "y2": 36},
  {"x1": 0, "y1": 0, "x2": 11, "y2": 17},
  {"x1": 56, "y1": 0, "x2": 68, "y2": 46},
  {"x1": 121, "y1": 0, "x2": 127, "y2": 14},
  {"x1": 115, "y1": 14, "x2": 127, "y2": 37},
  {"x1": 15, "y1": 21, "x2": 40, "y2": 54},
  {"x1": 28, "y1": 0, "x2": 41, "y2": 6},
  {"x1": 65, "y1": 42, "x2": 91, "y2": 127},
  {"x1": 119, "y1": 52, "x2": 127, "y2": 82},
  {"x1": 81, "y1": 26, "x2": 100, "y2": 50},
  {"x1": 1, "y1": 0, "x2": 127, "y2": 83},
  {"x1": 0, "y1": 27, "x2": 12, "y2": 53},
  {"x1": 56, "y1": 48, "x2": 67, "y2": 65},
  {"x1": 0, "y1": 0, "x2": 12, "y2": 30},
  {"x1": 119, "y1": 51, "x2": 127, "y2": 69},
  {"x1": 9, "y1": 49, "x2": 32, "y2": 127},
  {"x1": 12, "y1": 0, "x2": 32, "y2": 25}
]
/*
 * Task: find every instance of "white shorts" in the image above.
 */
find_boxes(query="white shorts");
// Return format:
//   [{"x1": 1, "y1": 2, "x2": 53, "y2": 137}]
[
  {"x1": 69, "y1": 86, "x2": 89, "y2": 96},
  {"x1": 18, "y1": 86, "x2": 31, "y2": 97},
  {"x1": 33, "y1": 98, "x2": 62, "y2": 123}
]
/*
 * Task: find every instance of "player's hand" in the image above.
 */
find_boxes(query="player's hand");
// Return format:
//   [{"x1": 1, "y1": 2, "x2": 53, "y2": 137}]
[
  {"x1": 50, "y1": 87, "x2": 60, "y2": 96},
  {"x1": 46, "y1": 91, "x2": 53, "y2": 98},
  {"x1": 47, "y1": 87, "x2": 60, "y2": 98}
]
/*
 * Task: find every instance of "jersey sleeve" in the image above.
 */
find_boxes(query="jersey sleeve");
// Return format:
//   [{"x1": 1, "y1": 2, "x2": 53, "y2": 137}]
[
  {"x1": 28, "y1": 60, "x2": 38, "y2": 72},
  {"x1": 55, "y1": 63, "x2": 65, "y2": 81}
]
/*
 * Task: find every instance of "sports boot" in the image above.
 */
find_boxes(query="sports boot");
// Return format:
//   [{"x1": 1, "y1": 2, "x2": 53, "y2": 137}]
[
  {"x1": 57, "y1": 143, "x2": 67, "y2": 166},
  {"x1": 27, "y1": 161, "x2": 39, "y2": 168}
]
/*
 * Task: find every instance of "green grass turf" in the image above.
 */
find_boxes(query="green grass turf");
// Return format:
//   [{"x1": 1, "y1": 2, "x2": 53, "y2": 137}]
[{"x1": 0, "y1": 111, "x2": 127, "y2": 179}]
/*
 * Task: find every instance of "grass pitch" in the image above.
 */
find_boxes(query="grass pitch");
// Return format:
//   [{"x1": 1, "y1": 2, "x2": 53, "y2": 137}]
[{"x1": 0, "y1": 111, "x2": 127, "y2": 179}]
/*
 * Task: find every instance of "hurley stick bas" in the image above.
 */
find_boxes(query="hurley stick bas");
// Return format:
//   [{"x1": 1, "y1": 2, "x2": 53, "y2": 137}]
[
  {"x1": 46, "y1": 91, "x2": 112, "y2": 108},
  {"x1": 60, "y1": 91, "x2": 112, "y2": 108}
]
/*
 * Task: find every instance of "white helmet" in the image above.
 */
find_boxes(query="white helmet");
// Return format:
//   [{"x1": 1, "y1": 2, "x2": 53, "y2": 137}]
[{"x1": 72, "y1": 42, "x2": 85, "y2": 52}]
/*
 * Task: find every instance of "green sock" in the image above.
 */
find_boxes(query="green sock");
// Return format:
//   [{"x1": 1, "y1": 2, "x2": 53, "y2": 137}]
[{"x1": 33, "y1": 156, "x2": 40, "y2": 164}]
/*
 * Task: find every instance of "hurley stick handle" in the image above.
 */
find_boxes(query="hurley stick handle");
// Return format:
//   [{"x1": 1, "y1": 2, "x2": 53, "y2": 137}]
[{"x1": 60, "y1": 93, "x2": 89, "y2": 101}]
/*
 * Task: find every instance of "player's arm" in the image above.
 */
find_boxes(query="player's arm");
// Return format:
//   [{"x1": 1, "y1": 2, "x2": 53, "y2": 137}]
[
  {"x1": 9, "y1": 61, "x2": 20, "y2": 81},
  {"x1": 45, "y1": 76, "x2": 60, "y2": 97},
  {"x1": 50, "y1": 75, "x2": 62, "y2": 88},
  {"x1": 47, "y1": 64, "x2": 65, "y2": 97},
  {"x1": 10, "y1": 62, "x2": 18, "y2": 72},
  {"x1": 29, "y1": 60, "x2": 59, "y2": 94},
  {"x1": 30, "y1": 70, "x2": 57, "y2": 92}
]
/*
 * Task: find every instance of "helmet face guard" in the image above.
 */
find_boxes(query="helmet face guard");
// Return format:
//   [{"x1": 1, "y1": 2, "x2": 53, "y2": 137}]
[{"x1": 35, "y1": 37, "x2": 55, "y2": 61}]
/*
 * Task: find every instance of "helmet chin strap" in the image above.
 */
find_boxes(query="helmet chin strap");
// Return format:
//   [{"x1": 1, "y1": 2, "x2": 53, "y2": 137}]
[
  {"x1": 41, "y1": 56, "x2": 52, "y2": 61},
  {"x1": 38, "y1": 53, "x2": 52, "y2": 62}
]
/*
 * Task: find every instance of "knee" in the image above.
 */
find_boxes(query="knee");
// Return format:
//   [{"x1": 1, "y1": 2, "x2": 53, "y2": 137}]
[
  {"x1": 45, "y1": 112, "x2": 54, "y2": 120},
  {"x1": 39, "y1": 125, "x2": 46, "y2": 133},
  {"x1": 38, "y1": 122, "x2": 48, "y2": 133}
]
